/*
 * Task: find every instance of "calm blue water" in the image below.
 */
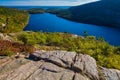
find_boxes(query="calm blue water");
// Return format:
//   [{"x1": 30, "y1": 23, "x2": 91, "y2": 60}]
[{"x1": 24, "y1": 13, "x2": 120, "y2": 46}]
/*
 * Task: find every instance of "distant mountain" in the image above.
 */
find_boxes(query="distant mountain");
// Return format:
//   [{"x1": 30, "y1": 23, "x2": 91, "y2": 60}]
[
  {"x1": 27, "y1": 8, "x2": 45, "y2": 14},
  {"x1": 48, "y1": 0, "x2": 120, "y2": 28}
]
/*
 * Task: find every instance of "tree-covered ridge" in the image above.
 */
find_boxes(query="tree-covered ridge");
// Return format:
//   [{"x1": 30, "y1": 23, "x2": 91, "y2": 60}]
[
  {"x1": 0, "y1": 6, "x2": 29, "y2": 33},
  {"x1": 46, "y1": 8, "x2": 72, "y2": 19},
  {"x1": 27, "y1": 8, "x2": 45, "y2": 14},
  {"x1": 46, "y1": 0, "x2": 120, "y2": 28}
]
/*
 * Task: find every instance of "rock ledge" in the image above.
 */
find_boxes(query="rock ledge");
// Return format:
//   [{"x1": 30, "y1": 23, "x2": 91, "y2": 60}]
[{"x1": 0, "y1": 50, "x2": 120, "y2": 80}]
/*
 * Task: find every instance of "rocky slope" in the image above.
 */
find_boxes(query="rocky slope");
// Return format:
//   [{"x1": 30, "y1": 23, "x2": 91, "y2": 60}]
[{"x1": 0, "y1": 50, "x2": 120, "y2": 80}]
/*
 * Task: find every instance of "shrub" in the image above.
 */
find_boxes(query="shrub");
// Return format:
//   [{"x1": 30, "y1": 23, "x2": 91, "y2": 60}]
[
  {"x1": 16, "y1": 32, "x2": 120, "y2": 69},
  {"x1": 5, "y1": 50, "x2": 14, "y2": 57},
  {"x1": 114, "y1": 46, "x2": 120, "y2": 54},
  {"x1": 0, "y1": 40, "x2": 35, "y2": 56}
]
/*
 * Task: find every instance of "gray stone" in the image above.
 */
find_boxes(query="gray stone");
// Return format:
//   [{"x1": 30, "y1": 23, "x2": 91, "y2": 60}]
[
  {"x1": 28, "y1": 62, "x2": 74, "y2": 80},
  {"x1": 74, "y1": 73, "x2": 90, "y2": 80},
  {"x1": 30, "y1": 51, "x2": 99, "y2": 79},
  {"x1": 30, "y1": 51, "x2": 76, "y2": 68},
  {"x1": 73, "y1": 54, "x2": 99, "y2": 80},
  {"x1": 0, "y1": 50, "x2": 120, "y2": 80},
  {"x1": 101, "y1": 67, "x2": 120, "y2": 80}
]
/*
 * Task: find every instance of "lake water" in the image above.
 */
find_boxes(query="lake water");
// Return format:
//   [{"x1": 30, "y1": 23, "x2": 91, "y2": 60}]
[{"x1": 24, "y1": 13, "x2": 120, "y2": 46}]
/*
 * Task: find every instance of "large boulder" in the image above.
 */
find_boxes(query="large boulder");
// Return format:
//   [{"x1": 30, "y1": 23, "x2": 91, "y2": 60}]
[{"x1": 29, "y1": 50, "x2": 99, "y2": 80}]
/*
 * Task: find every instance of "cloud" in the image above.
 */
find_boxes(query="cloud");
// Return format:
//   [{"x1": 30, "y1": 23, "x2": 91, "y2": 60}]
[{"x1": 0, "y1": 0, "x2": 100, "y2": 6}]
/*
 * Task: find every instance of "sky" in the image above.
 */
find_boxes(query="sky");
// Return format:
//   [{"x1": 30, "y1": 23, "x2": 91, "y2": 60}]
[{"x1": 0, "y1": 0, "x2": 100, "y2": 6}]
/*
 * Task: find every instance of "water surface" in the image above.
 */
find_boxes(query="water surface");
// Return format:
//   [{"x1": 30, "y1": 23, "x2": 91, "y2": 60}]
[{"x1": 24, "y1": 13, "x2": 120, "y2": 46}]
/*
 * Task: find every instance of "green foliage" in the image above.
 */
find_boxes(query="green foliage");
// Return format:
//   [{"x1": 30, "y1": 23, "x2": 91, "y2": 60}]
[
  {"x1": 18, "y1": 31, "x2": 47, "y2": 45},
  {"x1": 5, "y1": 50, "x2": 15, "y2": 57},
  {"x1": 97, "y1": 36, "x2": 104, "y2": 42},
  {"x1": 83, "y1": 30, "x2": 88, "y2": 38},
  {"x1": 16, "y1": 31, "x2": 120, "y2": 69},
  {"x1": 0, "y1": 6, "x2": 29, "y2": 33},
  {"x1": 114, "y1": 46, "x2": 120, "y2": 54}
]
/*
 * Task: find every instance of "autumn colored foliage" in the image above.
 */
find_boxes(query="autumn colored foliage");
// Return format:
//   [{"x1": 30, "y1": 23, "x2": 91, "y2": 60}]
[
  {"x1": 0, "y1": 40, "x2": 35, "y2": 56},
  {"x1": 0, "y1": 6, "x2": 29, "y2": 33}
]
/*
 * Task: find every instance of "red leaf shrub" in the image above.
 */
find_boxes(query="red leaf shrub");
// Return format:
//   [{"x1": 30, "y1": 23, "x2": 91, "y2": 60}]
[{"x1": 0, "y1": 40, "x2": 35, "y2": 56}]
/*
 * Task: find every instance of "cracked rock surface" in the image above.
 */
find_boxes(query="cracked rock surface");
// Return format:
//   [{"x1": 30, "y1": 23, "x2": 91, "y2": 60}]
[{"x1": 0, "y1": 50, "x2": 120, "y2": 80}]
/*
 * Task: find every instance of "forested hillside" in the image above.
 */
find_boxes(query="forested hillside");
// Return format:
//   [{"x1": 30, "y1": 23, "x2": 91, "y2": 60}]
[
  {"x1": 69, "y1": 0, "x2": 120, "y2": 28},
  {"x1": 0, "y1": 6, "x2": 29, "y2": 33},
  {"x1": 48, "y1": 0, "x2": 120, "y2": 28}
]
